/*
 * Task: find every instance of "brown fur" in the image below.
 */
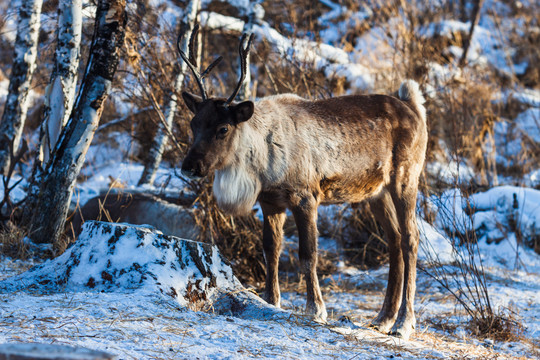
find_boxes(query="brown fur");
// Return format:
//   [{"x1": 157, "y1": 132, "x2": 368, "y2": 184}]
[
  {"x1": 70, "y1": 192, "x2": 198, "y2": 240},
  {"x1": 181, "y1": 80, "x2": 427, "y2": 339}
]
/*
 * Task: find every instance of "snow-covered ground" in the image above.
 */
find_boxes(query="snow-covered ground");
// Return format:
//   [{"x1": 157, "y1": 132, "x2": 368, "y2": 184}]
[
  {"x1": 0, "y1": 129, "x2": 538, "y2": 358},
  {"x1": 1, "y1": 245, "x2": 538, "y2": 359},
  {"x1": 1, "y1": 161, "x2": 539, "y2": 359}
]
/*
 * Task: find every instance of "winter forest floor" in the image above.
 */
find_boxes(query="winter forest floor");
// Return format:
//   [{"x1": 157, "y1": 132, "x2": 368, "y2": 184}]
[{"x1": 1, "y1": 254, "x2": 539, "y2": 359}]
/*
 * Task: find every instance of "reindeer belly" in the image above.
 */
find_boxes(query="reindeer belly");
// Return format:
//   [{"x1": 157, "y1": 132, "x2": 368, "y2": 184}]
[{"x1": 319, "y1": 167, "x2": 386, "y2": 204}]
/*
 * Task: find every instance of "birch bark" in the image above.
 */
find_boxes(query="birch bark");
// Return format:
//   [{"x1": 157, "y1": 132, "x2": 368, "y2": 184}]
[
  {"x1": 29, "y1": 0, "x2": 127, "y2": 244},
  {"x1": 0, "y1": 0, "x2": 42, "y2": 175},
  {"x1": 138, "y1": 0, "x2": 201, "y2": 186},
  {"x1": 39, "y1": 0, "x2": 83, "y2": 167}
]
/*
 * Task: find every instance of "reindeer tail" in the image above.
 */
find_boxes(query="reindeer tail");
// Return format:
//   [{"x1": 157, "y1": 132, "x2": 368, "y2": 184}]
[{"x1": 398, "y1": 80, "x2": 426, "y2": 122}]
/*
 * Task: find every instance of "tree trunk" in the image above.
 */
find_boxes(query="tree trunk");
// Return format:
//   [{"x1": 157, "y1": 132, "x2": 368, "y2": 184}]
[
  {"x1": 0, "y1": 0, "x2": 43, "y2": 175},
  {"x1": 28, "y1": 0, "x2": 127, "y2": 244},
  {"x1": 459, "y1": 0, "x2": 468, "y2": 22},
  {"x1": 459, "y1": 0, "x2": 484, "y2": 68},
  {"x1": 237, "y1": 1, "x2": 264, "y2": 101},
  {"x1": 21, "y1": 0, "x2": 83, "y2": 224},
  {"x1": 39, "y1": 0, "x2": 83, "y2": 167},
  {"x1": 138, "y1": 0, "x2": 200, "y2": 186}
]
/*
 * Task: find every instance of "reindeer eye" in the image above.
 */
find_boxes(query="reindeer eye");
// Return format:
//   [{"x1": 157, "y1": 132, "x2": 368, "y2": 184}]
[{"x1": 218, "y1": 126, "x2": 229, "y2": 136}]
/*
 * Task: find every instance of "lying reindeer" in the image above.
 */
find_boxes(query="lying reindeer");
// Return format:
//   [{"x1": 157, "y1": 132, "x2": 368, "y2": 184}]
[
  {"x1": 179, "y1": 26, "x2": 427, "y2": 339},
  {"x1": 70, "y1": 192, "x2": 198, "y2": 240}
]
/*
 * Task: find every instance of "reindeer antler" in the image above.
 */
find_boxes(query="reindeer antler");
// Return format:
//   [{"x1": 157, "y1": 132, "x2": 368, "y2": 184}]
[
  {"x1": 226, "y1": 33, "x2": 255, "y2": 105},
  {"x1": 177, "y1": 24, "x2": 223, "y2": 101}
]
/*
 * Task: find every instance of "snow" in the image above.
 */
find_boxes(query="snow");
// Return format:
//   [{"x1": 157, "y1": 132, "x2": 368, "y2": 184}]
[
  {"x1": 0, "y1": 79, "x2": 8, "y2": 103},
  {"x1": 202, "y1": 12, "x2": 375, "y2": 92},
  {"x1": 0, "y1": 174, "x2": 28, "y2": 206},
  {"x1": 418, "y1": 219, "x2": 456, "y2": 264},
  {"x1": 200, "y1": 11, "x2": 244, "y2": 32},
  {"x1": 2, "y1": 233, "x2": 539, "y2": 359},
  {"x1": 509, "y1": 88, "x2": 540, "y2": 108},
  {"x1": 420, "y1": 19, "x2": 527, "y2": 76},
  {"x1": 425, "y1": 158, "x2": 476, "y2": 185},
  {"x1": 0, "y1": 221, "x2": 245, "y2": 306},
  {"x1": 0, "y1": 1, "x2": 22, "y2": 44},
  {"x1": 426, "y1": 186, "x2": 540, "y2": 273},
  {"x1": 513, "y1": 108, "x2": 540, "y2": 143},
  {"x1": 75, "y1": 160, "x2": 186, "y2": 207},
  {"x1": 319, "y1": 9, "x2": 373, "y2": 44}
]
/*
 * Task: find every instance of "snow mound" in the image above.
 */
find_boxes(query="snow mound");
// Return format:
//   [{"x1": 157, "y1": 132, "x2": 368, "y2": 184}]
[
  {"x1": 428, "y1": 186, "x2": 540, "y2": 272},
  {"x1": 418, "y1": 219, "x2": 456, "y2": 264},
  {"x1": 470, "y1": 186, "x2": 540, "y2": 238},
  {"x1": 0, "y1": 221, "x2": 282, "y2": 318}
]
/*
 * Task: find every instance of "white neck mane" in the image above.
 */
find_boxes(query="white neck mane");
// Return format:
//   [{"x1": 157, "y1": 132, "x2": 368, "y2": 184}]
[{"x1": 213, "y1": 120, "x2": 264, "y2": 215}]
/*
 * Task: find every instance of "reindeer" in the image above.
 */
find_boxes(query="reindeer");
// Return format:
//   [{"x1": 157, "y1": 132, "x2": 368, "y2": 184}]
[
  {"x1": 69, "y1": 192, "x2": 198, "y2": 240},
  {"x1": 179, "y1": 26, "x2": 428, "y2": 340}
]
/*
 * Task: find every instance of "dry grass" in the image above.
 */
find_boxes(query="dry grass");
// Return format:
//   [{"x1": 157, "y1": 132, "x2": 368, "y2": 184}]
[
  {"x1": 187, "y1": 178, "x2": 265, "y2": 285},
  {"x1": 467, "y1": 310, "x2": 525, "y2": 342},
  {"x1": 0, "y1": 222, "x2": 29, "y2": 259},
  {"x1": 319, "y1": 204, "x2": 388, "y2": 269}
]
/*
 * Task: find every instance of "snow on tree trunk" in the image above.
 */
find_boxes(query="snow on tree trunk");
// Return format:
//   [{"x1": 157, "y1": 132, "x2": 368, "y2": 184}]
[
  {"x1": 28, "y1": 0, "x2": 127, "y2": 244},
  {"x1": 0, "y1": 221, "x2": 282, "y2": 318},
  {"x1": 39, "y1": 0, "x2": 83, "y2": 167},
  {"x1": 138, "y1": 0, "x2": 201, "y2": 186},
  {"x1": 0, "y1": 0, "x2": 42, "y2": 175},
  {"x1": 237, "y1": 1, "x2": 264, "y2": 101}
]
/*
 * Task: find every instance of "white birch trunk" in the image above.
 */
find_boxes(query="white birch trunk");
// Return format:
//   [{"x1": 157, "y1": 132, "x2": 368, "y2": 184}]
[
  {"x1": 29, "y1": 0, "x2": 127, "y2": 244},
  {"x1": 39, "y1": 0, "x2": 83, "y2": 167},
  {"x1": 237, "y1": 1, "x2": 264, "y2": 101},
  {"x1": 138, "y1": 0, "x2": 201, "y2": 186},
  {"x1": 0, "y1": 0, "x2": 42, "y2": 175}
]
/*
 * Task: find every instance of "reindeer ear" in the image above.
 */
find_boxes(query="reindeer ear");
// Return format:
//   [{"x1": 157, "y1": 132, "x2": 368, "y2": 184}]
[
  {"x1": 182, "y1": 92, "x2": 202, "y2": 114},
  {"x1": 231, "y1": 101, "x2": 254, "y2": 123}
]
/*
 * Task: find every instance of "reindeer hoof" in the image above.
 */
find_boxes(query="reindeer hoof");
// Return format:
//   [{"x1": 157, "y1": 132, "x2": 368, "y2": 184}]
[
  {"x1": 390, "y1": 320, "x2": 415, "y2": 340},
  {"x1": 369, "y1": 313, "x2": 396, "y2": 334},
  {"x1": 369, "y1": 321, "x2": 393, "y2": 334},
  {"x1": 263, "y1": 296, "x2": 281, "y2": 308},
  {"x1": 306, "y1": 303, "x2": 327, "y2": 324}
]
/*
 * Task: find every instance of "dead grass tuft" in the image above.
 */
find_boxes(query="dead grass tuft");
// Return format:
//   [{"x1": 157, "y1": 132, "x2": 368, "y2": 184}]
[
  {"x1": 0, "y1": 222, "x2": 29, "y2": 259},
  {"x1": 188, "y1": 179, "x2": 265, "y2": 286},
  {"x1": 320, "y1": 204, "x2": 388, "y2": 269},
  {"x1": 467, "y1": 310, "x2": 525, "y2": 342}
]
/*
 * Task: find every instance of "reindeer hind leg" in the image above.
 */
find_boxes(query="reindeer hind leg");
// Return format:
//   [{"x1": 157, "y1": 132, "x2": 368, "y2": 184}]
[
  {"x1": 369, "y1": 190, "x2": 404, "y2": 333},
  {"x1": 389, "y1": 179, "x2": 421, "y2": 340}
]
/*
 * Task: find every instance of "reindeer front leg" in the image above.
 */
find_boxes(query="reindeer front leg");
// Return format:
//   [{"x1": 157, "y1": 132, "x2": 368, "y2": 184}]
[
  {"x1": 290, "y1": 193, "x2": 327, "y2": 323},
  {"x1": 260, "y1": 201, "x2": 286, "y2": 307}
]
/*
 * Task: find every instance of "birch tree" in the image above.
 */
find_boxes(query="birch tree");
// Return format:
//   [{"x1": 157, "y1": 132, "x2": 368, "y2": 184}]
[
  {"x1": 0, "y1": 0, "x2": 42, "y2": 175},
  {"x1": 29, "y1": 0, "x2": 127, "y2": 244},
  {"x1": 39, "y1": 0, "x2": 83, "y2": 167},
  {"x1": 138, "y1": 0, "x2": 201, "y2": 186}
]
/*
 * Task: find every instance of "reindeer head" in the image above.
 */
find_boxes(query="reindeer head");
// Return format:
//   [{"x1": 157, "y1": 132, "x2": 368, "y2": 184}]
[{"x1": 179, "y1": 26, "x2": 255, "y2": 179}]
